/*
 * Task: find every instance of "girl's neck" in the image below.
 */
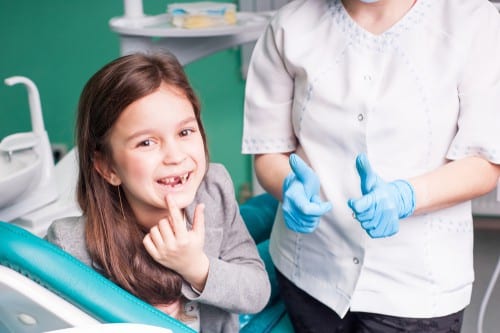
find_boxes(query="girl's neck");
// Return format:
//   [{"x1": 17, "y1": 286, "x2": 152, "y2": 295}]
[{"x1": 342, "y1": 0, "x2": 417, "y2": 35}]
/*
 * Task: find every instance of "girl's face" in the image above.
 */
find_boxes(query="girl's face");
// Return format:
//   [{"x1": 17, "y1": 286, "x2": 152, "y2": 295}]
[{"x1": 97, "y1": 84, "x2": 206, "y2": 229}]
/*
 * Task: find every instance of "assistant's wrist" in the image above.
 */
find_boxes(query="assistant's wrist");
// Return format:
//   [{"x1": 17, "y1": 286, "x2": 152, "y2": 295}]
[{"x1": 391, "y1": 179, "x2": 416, "y2": 219}]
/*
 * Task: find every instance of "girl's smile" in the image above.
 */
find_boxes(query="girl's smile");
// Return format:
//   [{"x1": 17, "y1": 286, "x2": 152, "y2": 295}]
[{"x1": 157, "y1": 172, "x2": 190, "y2": 188}]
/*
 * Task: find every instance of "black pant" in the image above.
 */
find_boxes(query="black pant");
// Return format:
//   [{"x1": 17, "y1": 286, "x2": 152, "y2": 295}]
[{"x1": 275, "y1": 268, "x2": 464, "y2": 333}]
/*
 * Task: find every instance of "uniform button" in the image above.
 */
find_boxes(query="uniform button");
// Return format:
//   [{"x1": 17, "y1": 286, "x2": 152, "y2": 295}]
[
  {"x1": 353, "y1": 257, "x2": 360, "y2": 264},
  {"x1": 357, "y1": 113, "x2": 364, "y2": 121}
]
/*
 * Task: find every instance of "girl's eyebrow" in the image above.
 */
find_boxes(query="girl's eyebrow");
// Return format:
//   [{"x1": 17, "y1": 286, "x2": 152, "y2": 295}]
[
  {"x1": 125, "y1": 116, "x2": 198, "y2": 141},
  {"x1": 179, "y1": 116, "x2": 197, "y2": 127}
]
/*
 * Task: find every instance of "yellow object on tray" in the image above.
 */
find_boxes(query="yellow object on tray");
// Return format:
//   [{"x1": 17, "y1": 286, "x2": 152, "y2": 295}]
[{"x1": 168, "y1": 2, "x2": 237, "y2": 29}]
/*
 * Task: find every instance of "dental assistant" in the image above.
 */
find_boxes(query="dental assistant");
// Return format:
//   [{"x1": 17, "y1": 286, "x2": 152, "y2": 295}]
[{"x1": 242, "y1": 0, "x2": 500, "y2": 332}]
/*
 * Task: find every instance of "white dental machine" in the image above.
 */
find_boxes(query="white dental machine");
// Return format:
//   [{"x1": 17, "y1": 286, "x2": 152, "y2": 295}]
[{"x1": 0, "y1": 77, "x2": 80, "y2": 236}]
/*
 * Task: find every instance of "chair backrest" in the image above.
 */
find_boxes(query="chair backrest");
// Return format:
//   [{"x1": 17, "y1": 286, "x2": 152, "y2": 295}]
[{"x1": 0, "y1": 221, "x2": 195, "y2": 333}]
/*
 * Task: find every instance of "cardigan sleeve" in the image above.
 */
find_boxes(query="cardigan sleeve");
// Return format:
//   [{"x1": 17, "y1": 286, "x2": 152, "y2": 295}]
[
  {"x1": 46, "y1": 215, "x2": 93, "y2": 266},
  {"x1": 182, "y1": 163, "x2": 271, "y2": 314}
]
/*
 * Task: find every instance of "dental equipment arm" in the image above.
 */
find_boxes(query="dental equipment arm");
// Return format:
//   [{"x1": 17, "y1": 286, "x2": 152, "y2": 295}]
[{"x1": 4, "y1": 77, "x2": 45, "y2": 135}]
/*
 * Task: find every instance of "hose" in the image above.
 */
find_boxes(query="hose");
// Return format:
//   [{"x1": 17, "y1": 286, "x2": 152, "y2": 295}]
[{"x1": 477, "y1": 255, "x2": 500, "y2": 333}]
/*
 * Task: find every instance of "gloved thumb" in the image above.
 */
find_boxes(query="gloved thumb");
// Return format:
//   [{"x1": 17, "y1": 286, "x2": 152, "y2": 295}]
[
  {"x1": 355, "y1": 153, "x2": 378, "y2": 194},
  {"x1": 289, "y1": 154, "x2": 320, "y2": 199}
]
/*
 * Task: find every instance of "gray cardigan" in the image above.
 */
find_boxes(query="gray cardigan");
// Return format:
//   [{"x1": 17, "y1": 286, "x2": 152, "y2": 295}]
[{"x1": 46, "y1": 163, "x2": 271, "y2": 332}]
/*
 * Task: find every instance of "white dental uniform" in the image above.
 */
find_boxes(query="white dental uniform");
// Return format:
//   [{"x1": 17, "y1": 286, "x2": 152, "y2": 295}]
[{"x1": 242, "y1": 0, "x2": 500, "y2": 318}]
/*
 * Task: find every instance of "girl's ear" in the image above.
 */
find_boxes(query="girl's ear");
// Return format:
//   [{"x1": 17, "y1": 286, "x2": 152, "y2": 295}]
[{"x1": 93, "y1": 152, "x2": 122, "y2": 186}]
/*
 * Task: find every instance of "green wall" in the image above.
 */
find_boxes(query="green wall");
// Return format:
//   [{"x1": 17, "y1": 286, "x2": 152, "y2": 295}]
[{"x1": 0, "y1": 0, "x2": 252, "y2": 199}]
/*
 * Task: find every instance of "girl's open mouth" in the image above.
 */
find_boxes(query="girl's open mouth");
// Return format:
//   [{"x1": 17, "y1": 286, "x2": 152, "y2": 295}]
[{"x1": 157, "y1": 172, "x2": 190, "y2": 187}]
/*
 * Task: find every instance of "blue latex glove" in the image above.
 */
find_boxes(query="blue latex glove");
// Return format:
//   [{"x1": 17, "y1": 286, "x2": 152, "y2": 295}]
[
  {"x1": 347, "y1": 153, "x2": 416, "y2": 238},
  {"x1": 282, "y1": 154, "x2": 332, "y2": 233}
]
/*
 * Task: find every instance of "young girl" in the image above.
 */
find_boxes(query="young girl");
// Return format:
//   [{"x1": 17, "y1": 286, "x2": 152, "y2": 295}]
[{"x1": 47, "y1": 52, "x2": 271, "y2": 332}]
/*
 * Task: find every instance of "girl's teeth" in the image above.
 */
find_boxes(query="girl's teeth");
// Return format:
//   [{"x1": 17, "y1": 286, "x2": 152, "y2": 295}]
[
  {"x1": 161, "y1": 173, "x2": 188, "y2": 185},
  {"x1": 180, "y1": 174, "x2": 188, "y2": 184}
]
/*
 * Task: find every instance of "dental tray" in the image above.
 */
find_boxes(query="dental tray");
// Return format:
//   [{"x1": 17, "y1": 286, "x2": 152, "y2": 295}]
[{"x1": 109, "y1": 11, "x2": 269, "y2": 37}]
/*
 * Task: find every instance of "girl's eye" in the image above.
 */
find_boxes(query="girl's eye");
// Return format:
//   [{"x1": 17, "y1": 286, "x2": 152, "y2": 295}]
[
  {"x1": 138, "y1": 139, "x2": 153, "y2": 147},
  {"x1": 180, "y1": 128, "x2": 195, "y2": 137}
]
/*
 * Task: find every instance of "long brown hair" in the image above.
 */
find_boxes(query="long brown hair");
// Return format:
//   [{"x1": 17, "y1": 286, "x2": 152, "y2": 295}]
[{"x1": 76, "y1": 52, "x2": 207, "y2": 305}]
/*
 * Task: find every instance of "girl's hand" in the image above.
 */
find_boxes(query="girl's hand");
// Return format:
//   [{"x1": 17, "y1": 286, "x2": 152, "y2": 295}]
[{"x1": 143, "y1": 195, "x2": 209, "y2": 291}]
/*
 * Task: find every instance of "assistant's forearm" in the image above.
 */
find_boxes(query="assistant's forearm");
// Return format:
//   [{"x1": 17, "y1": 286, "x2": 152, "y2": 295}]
[
  {"x1": 410, "y1": 156, "x2": 500, "y2": 214},
  {"x1": 254, "y1": 153, "x2": 291, "y2": 201}
]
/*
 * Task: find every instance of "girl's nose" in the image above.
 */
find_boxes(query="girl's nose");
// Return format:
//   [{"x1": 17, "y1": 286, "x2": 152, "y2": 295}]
[{"x1": 161, "y1": 140, "x2": 185, "y2": 164}]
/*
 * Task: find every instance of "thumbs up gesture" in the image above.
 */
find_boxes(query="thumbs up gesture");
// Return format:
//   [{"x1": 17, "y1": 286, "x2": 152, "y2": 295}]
[
  {"x1": 347, "y1": 153, "x2": 416, "y2": 238},
  {"x1": 282, "y1": 154, "x2": 332, "y2": 233}
]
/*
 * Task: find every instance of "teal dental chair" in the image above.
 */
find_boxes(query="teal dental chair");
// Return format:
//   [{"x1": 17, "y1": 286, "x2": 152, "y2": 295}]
[{"x1": 0, "y1": 193, "x2": 292, "y2": 333}]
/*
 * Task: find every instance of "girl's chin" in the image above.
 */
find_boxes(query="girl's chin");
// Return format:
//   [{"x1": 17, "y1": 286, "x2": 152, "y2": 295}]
[{"x1": 158, "y1": 192, "x2": 195, "y2": 208}]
